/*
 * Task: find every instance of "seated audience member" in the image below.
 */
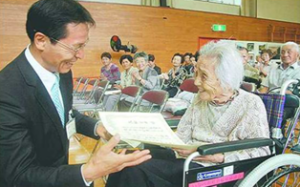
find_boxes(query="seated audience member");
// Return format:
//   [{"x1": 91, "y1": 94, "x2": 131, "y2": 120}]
[
  {"x1": 148, "y1": 54, "x2": 161, "y2": 75},
  {"x1": 260, "y1": 42, "x2": 300, "y2": 133},
  {"x1": 100, "y1": 52, "x2": 121, "y2": 83},
  {"x1": 118, "y1": 51, "x2": 160, "y2": 111},
  {"x1": 105, "y1": 41, "x2": 270, "y2": 187},
  {"x1": 94, "y1": 52, "x2": 121, "y2": 102},
  {"x1": 260, "y1": 42, "x2": 300, "y2": 94},
  {"x1": 103, "y1": 55, "x2": 138, "y2": 111},
  {"x1": 259, "y1": 49, "x2": 273, "y2": 82},
  {"x1": 238, "y1": 46, "x2": 261, "y2": 87},
  {"x1": 161, "y1": 53, "x2": 187, "y2": 97},
  {"x1": 254, "y1": 54, "x2": 263, "y2": 69},
  {"x1": 183, "y1": 52, "x2": 194, "y2": 76},
  {"x1": 188, "y1": 55, "x2": 197, "y2": 77}
]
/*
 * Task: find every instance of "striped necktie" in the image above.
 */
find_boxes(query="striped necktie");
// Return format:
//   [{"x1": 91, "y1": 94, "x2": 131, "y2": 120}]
[{"x1": 51, "y1": 74, "x2": 65, "y2": 126}]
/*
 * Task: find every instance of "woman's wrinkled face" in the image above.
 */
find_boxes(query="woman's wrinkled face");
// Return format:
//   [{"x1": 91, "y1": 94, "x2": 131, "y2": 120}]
[
  {"x1": 194, "y1": 56, "x2": 221, "y2": 101},
  {"x1": 172, "y1": 55, "x2": 182, "y2": 67},
  {"x1": 135, "y1": 57, "x2": 147, "y2": 71}
]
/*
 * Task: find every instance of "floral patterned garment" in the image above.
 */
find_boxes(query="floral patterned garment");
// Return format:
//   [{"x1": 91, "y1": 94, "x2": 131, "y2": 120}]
[
  {"x1": 176, "y1": 89, "x2": 270, "y2": 166},
  {"x1": 163, "y1": 66, "x2": 187, "y2": 88}
]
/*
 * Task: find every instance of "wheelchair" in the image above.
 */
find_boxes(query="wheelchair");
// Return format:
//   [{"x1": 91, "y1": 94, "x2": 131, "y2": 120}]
[{"x1": 183, "y1": 79, "x2": 300, "y2": 187}]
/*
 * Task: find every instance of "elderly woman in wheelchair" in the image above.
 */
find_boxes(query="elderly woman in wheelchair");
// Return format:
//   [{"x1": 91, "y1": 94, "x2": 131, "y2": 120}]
[{"x1": 104, "y1": 41, "x2": 272, "y2": 187}]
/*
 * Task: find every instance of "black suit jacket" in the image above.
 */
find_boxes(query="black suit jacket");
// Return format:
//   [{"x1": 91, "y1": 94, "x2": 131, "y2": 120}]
[{"x1": 0, "y1": 51, "x2": 98, "y2": 187}]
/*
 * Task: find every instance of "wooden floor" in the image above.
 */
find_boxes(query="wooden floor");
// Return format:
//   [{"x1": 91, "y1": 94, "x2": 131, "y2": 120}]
[
  {"x1": 69, "y1": 135, "x2": 105, "y2": 187},
  {"x1": 69, "y1": 125, "x2": 300, "y2": 187}
]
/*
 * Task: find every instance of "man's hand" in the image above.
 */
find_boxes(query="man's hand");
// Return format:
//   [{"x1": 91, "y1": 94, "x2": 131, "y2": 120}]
[
  {"x1": 96, "y1": 124, "x2": 112, "y2": 141},
  {"x1": 173, "y1": 148, "x2": 224, "y2": 163},
  {"x1": 82, "y1": 134, "x2": 152, "y2": 182}
]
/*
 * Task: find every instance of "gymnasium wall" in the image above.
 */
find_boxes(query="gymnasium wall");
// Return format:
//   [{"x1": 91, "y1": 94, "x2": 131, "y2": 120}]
[{"x1": 1, "y1": 0, "x2": 300, "y2": 77}]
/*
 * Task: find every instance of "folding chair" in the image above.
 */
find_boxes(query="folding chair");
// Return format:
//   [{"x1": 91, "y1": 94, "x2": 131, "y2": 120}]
[
  {"x1": 162, "y1": 78, "x2": 199, "y2": 128},
  {"x1": 134, "y1": 90, "x2": 169, "y2": 112},
  {"x1": 73, "y1": 80, "x2": 109, "y2": 117},
  {"x1": 73, "y1": 77, "x2": 83, "y2": 95},
  {"x1": 73, "y1": 77, "x2": 90, "y2": 99},
  {"x1": 73, "y1": 79, "x2": 100, "y2": 105},
  {"x1": 182, "y1": 79, "x2": 300, "y2": 187},
  {"x1": 111, "y1": 85, "x2": 141, "y2": 112}
]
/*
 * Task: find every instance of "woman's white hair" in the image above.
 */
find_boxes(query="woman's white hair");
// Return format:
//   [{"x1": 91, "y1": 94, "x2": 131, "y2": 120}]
[{"x1": 199, "y1": 40, "x2": 244, "y2": 90}]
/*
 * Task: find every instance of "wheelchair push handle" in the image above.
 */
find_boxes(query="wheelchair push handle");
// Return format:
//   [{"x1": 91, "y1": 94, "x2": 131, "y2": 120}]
[{"x1": 280, "y1": 79, "x2": 299, "y2": 95}]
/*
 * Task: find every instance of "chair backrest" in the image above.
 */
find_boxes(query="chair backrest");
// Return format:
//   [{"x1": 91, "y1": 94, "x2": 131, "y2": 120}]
[
  {"x1": 78, "y1": 77, "x2": 90, "y2": 98},
  {"x1": 84, "y1": 79, "x2": 100, "y2": 104},
  {"x1": 96, "y1": 80, "x2": 110, "y2": 105},
  {"x1": 114, "y1": 86, "x2": 141, "y2": 112},
  {"x1": 179, "y1": 78, "x2": 199, "y2": 93},
  {"x1": 241, "y1": 81, "x2": 257, "y2": 92},
  {"x1": 135, "y1": 90, "x2": 169, "y2": 112},
  {"x1": 122, "y1": 86, "x2": 141, "y2": 98},
  {"x1": 73, "y1": 77, "x2": 83, "y2": 94},
  {"x1": 88, "y1": 79, "x2": 98, "y2": 86}
]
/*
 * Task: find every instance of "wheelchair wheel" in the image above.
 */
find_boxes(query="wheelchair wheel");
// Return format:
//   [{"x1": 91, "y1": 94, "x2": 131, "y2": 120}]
[
  {"x1": 239, "y1": 154, "x2": 300, "y2": 187},
  {"x1": 263, "y1": 167, "x2": 300, "y2": 186}
]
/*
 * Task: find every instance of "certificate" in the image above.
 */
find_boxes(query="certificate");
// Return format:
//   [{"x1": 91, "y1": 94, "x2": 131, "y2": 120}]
[{"x1": 99, "y1": 112, "x2": 199, "y2": 149}]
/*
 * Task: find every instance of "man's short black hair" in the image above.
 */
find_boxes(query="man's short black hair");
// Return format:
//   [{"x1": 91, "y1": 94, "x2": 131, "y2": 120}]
[
  {"x1": 26, "y1": 0, "x2": 95, "y2": 43},
  {"x1": 119, "y1": 55, "x2": 133, "y2": 64}
]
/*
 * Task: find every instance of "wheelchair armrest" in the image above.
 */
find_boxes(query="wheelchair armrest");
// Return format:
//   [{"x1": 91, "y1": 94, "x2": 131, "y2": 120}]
[{"x1": 197, "y1": 138, "x2": 273, "y2": 155}]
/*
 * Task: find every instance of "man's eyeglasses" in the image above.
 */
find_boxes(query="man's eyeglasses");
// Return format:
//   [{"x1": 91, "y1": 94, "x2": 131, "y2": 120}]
[{"x1": 50, "y1": 37, "x2": 89, "y2": 54}]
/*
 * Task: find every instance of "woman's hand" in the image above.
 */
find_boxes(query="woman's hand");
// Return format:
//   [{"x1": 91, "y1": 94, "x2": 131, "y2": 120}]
[
  {"x1": 162, "y1": 73, "x2": 169, "y2": 80},
  {"x1": 193, "y1": 153, "x2": 224, "y2": 163},
  {"x1": 173, "y1": 148, "x2": 196, "y2": 157},
  {"x1": 132, "y1": 71, "x2": 141, "y2": 80},
  {"x1": 173, "y1": 148, "x2": 224, "y2": 163}
]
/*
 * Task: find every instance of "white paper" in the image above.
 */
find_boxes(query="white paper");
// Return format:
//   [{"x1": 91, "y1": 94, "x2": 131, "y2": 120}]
[
  {"x1": 104, "y1": 90, "x2": 121, "y2": 95},
  {"x1": 99, "y1": 112, "x2": 199, "y2": 149}
]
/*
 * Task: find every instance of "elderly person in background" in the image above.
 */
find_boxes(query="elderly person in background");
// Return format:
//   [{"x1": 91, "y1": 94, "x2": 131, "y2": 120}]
[
  {"x1": 118, "y1": 51, "x2": 160, "y2": 111},
  {"x1": 160, "y1": 53, "x2": 187, "y2": 97},
  {"x1": 103, "y1": 55, "x2": 138, "y2": 111},
  {"x1": 238, "y1": 46, "x2": 261, "y2": 88},
  {"x1": 260, "y1": 41, "x2": 300, "y2": 94},
  {"x1": 255, "y1": 55, "x2": 263, "y2": 69},
  {"x1": 259, "y1": 49, "x2": 273, "y2": 82},
  {"x1": 105, "y1": 41, "x2": 270, "y2": 187}
]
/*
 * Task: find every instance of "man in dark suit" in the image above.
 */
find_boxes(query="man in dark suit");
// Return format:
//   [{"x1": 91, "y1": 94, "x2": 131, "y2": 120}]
[{"x1": 0, "y1": 0, "x2": 151, "y2": 186}]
